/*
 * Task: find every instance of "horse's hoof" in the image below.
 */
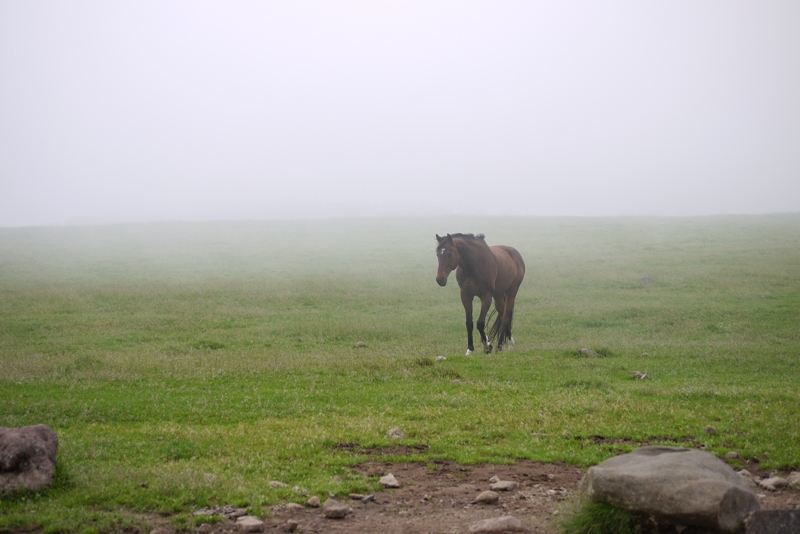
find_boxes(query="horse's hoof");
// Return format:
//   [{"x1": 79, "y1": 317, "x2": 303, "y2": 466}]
[
  {"x1": 483, "y1": 343, "x2": 492, "y2": 354},
  {"x1": 507, "y1": 337, "x2": 515, "y2": 350},
  {"x1": 465, "y1": 349, "x2": 473, "y2": 356}
]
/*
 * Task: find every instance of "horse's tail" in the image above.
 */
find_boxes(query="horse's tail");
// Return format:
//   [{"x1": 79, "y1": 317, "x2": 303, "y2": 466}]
[
  {"x1": 487, "y1": 306, "x2": 513, "y2": 345},
  {"x1": 487, "y1": 308, "x2": 500, "y2": 344}
]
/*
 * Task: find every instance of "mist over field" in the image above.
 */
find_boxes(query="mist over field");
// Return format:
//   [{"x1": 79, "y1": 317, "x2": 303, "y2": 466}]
[{"x1": 1, "y1": 1, "x2": 799, "y2": 227}]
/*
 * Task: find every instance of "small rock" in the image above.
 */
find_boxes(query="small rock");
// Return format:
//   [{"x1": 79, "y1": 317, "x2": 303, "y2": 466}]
[
  {"x1": 725, "y1": 451, "x2": 741, "y2": 460},
  {"x1": 269, "y1": 480, "x2": 288, "y2": 488},
  {"x1": 236, "y1": 516, "x2": 264, "y2": 533},
  {"x1": 386, "y1": 426, "x2": 406, "y2": 439},
  {"x1": 230, "y1": 508, "x2": 248, "y2": 518},
  {"x1": 284, "y1": 503, "x2": 304, "y2": 512},
  {"x1": 292, "y1": 485, "x2": 308, "y2": 495},
  {"x1": 197, "y1": 524, "x2": 213, "y2": 534},
  {"x1": 282, "y1": 520, "x2": 298, "y2": 533},
  {"x1": 630, "y1": 371, "x2": 648, "y2": 379},
  {"x1": 788, "y1": 472, "x2": 800, "y2": 488},
  {"x1": 759, "y1": 477, "x2": 788, "y2": 491},
  {"x1": 704, "y1": 425, "x2": 718, "y2": 435},
  {"x1": 435, "y1": 356, "x2": 446, "y2": 361},
  {"x1": 361, "y1": 494, "x2": 375, "y2": 504},
  {"x1": 489, "y1": 480, "x2": 518, "y2": 491},
  {"x1": 349, "y1": 493, "x2": 365, "y2": 500},
  {"x1": 474, "y1": 491, "x2": 500, "y2": 504},
  {"x1": 579, "y1": 348, "x2": 600, "y2": 357},
  {"x1": 322, "y1": 498, "x2": 352, "y2": 519},
  {"x1": 380, "y1": 473, "x2": 400, "y2": 488},
  {"x1": 150, "y1": 528, "x2": 171, "y2": 534},
  {"x1": 468, "y1": 515, "x2": 524, "y2": 533},
  {"x1": 353, "y1": 341, "x2": 367, "y2": 348},
  {"x1": 307, "y1": 496, "x2": 320, "y2": 507},
  {"x1": 489, "y1": 476, "x2": 501, "y2": 483}
]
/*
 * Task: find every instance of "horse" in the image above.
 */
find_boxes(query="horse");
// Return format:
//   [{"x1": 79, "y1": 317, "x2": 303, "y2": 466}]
[{"x1": 435, "y1": 233, "x2": 525, "y2": 355}]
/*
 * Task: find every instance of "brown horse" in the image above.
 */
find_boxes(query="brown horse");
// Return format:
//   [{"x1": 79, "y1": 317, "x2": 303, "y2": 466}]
[{"x1": 435, "y1": 233, "x2": 525, "y2": 355}]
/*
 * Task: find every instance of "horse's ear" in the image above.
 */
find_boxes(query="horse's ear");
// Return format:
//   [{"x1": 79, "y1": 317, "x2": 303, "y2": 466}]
[
  {"x1": 436, "y1": 234, "x2": 444, "y2": 243},
  {"x1": 446, "y1": 234, "x2": 453, "y2": 243}
]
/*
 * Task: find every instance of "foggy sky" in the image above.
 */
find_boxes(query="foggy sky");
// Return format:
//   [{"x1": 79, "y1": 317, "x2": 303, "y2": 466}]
[{"x1": 1, "y1": 1, "x2": 799, "y2": 226}]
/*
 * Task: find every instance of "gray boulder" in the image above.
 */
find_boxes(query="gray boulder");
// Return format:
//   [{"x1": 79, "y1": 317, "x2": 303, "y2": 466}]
[
  {"x1": 579, "y1": 446, "x2": 759, "y2": 533},
  {"x1": 0, "y1": 425, "x2": 59, "y2": 493}
]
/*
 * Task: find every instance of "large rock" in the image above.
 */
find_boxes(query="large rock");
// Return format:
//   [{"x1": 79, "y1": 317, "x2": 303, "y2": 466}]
[
  {"x1": 579, "y1": 446, "x2": 759, "y2": 533},
  {"x1": 0, "y1": 425, "x2": 59, "y2": 493}
]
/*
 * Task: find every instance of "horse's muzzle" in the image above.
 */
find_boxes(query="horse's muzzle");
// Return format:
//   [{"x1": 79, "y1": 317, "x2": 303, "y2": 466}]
[{"x1": 436, "y1": 275, "x2": 448, "y2": 287}]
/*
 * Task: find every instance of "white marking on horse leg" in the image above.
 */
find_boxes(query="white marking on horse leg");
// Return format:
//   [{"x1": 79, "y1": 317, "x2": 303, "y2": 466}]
[
  {"x1": 465, "y1": 348, "x2": 473, "y2": 356},
  {"x1": 508, "y1": 336, "x2": 515, "y2": 350}
]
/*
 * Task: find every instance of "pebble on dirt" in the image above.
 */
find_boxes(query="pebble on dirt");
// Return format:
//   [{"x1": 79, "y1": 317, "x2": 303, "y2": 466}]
[
  {"x1": 380, "y1": 473, "x2": 401, "y2": 488},
  {"x1": 435, "y1": 356, "x2": 447, "y2": 361},
  {"x1": 269, "y1": 480, "x2": 288, "y2": 488},
  {"x1": 307, "y1": 496, "x2": 320, "y2": 507},
  {"x1": 235, "y1": 516, "x2": 264, "y2": 533},
  {"x1": 468, "y1": 515, "x2": 524, "y2": 533},
  {"x1": 474, "y1": 490, "x2": 500, "y2": 504},
  {"x1": 704, "y1": 425, "x2": 718, "y2": 435},
  {"x1": 759, "y1": 477, "x2": 789, "y2": 491},
  {"x1": 630, "y1": 371, "x2": 648, "y2": 379},
  {"x1": 489, "y1": 480, "x2": 518, "y2": 491},
  {"x1": 281, "y1": 520, "x2": 298, "y2": 533},
  {"x1": 354, "y1": 341, "x2": 367, "y2": 348},
  {"x1": 322, "y1": 498, "x2": 352, "y2": 519}
]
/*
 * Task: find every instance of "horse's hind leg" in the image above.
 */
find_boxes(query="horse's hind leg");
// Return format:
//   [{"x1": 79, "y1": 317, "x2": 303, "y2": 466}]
[
  {"x1": 476, "y1": 294, "x2": 494, "y2": 353},
  {"x1": 499, "y1": 286, "x2": 520, "y2": 351}
]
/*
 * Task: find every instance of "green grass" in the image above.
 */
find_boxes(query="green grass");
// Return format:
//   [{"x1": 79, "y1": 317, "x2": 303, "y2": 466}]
[{"x1": 1, "y1": 215, "x2": 799, "y2": 532}]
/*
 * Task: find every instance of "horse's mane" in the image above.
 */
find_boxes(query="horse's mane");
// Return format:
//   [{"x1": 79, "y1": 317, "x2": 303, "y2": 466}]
[{"x1": 449, "y1": 233, "x2": 485, "y2": 241}]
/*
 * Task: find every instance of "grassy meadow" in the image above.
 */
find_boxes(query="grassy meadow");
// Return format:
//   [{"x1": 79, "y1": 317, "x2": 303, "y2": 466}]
[{"x1": 1, "y1": 215, "x2": 799, "y2": 532}]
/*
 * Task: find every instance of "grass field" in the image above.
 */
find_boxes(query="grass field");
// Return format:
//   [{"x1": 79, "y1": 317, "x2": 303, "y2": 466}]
[{"x1": 1, "y1": 215, "x2": 799, "y2": 533}]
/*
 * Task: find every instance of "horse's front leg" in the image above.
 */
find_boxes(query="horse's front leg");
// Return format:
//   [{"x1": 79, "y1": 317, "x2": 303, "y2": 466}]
[
  {"x1": 460, "y1": 292, "x2": 475, "y2": 355},
  {"x1": 476, "y1": 294, "x2": 494, "y2": 354}
]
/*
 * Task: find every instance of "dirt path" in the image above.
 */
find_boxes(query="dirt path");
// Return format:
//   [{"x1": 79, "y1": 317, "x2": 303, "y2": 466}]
[{"x1": 176, "y1": 460, "x2": 800, "y2": 534}]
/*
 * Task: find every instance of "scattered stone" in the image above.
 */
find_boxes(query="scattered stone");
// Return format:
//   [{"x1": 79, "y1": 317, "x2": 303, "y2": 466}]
[
  {"x1": 284, "y1": 503, "x2": 304, "y2": 512},
  {"x1": 489, "y1": 475, "x2": 501, "y2": 483},
  {"x1": 269, "y1": 480, "x2": 288, "y2": 488},
  {"x1": 474, "y1": 491, "x2": 500, "y2": 504},
  {"x1": 197, "y1": 524, "x2": 213, "y2": 534},
  {"x1": 380, "y1": 473, "x2": 401, "y2": 488},
  {"x1": 579, "y1": 348, "x2": 600, "y2": 357},
  {"x1": 738, "y1": 470, "x2": 758, "y2": 488},
  {"x1": 579, "y1": 446, "x2": 760, "y2": 533},
  {"x1": 230, "y1": 508, "x2": 248, "y2": 519},
  {"x1": 630, "y1": 371, "x2": 648, "y2": 379},
  {"x1": 788, "y1": 472, "x2": 800, "y2": 488},
  {"x1": 236, "y1": 516, "x2": 264, "y2": 533},
  {"x1": 386, "y1": 426, "x2": 406, "y2": 439},
  {"x1": 322, "y1": 498, "x2": 352, "y2": 519},
  {"x1": 468, "y1": 515, "x2": 524, "y2": 533},
  {"x1": 307, "y1": 496, "x2": 320, "y2": 507},
  {"x1": 292, "y1": 485, "x2": 308, "y2": 495},
  {"x1": 745, "y1": 510, "x2": 800, "y2": 533},
  {"x1": 489, "y1": 480, "x2": 518, "y2": 491},
  {"x1": 349, "y1": 493, "x2": 365, "y2": 500},
  {"x1": 150, "y1": 528, "x2": 170, "y2": 534},
  {"x1": 0, "y1": 425, "x2": 59, "y2": 494},
  {"x1": 725, "y1": 451, "x2": 741, "y2": 460},
  {"x1": 366, "y1": 466, "x2": 385, "y2": 477},
  {"x1": 361, "y1": 494, "x2": 375, "y2": 504},
  {"x1": 353, "y1": 341, "x2": 367, "y2": 348},
  {"x1": 705, "y1": 425, "x2": 718, "y2": 435},
  {"x1": 435, "y1": 355, "x2": 447, "y2": 361},
  {"x1": 281, "y1": 519, "x2": 299, "y2": 533},
  {"x1": 758, "y1": 477, "x2": 788, "y2": 491}
]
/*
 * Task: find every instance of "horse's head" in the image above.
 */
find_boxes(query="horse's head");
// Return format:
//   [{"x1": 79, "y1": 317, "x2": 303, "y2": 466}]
[{"x1": 435, "y1": 234, "x2": 460, "y2": 286}]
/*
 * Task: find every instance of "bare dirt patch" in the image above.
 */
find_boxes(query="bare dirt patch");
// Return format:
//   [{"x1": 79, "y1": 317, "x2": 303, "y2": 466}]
[{"x1": 156, "y1": 461, "x2": 799, "y2": 534}]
